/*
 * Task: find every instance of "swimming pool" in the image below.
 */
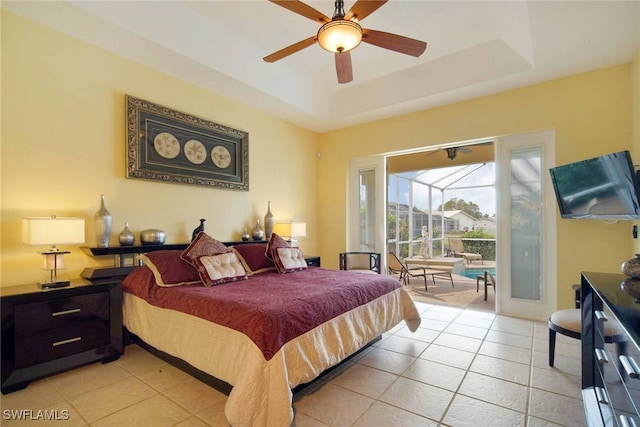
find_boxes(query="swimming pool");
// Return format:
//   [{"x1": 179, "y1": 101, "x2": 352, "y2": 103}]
[{"x1": 462, "y1": 267, "x2": 496, "y2": 279}]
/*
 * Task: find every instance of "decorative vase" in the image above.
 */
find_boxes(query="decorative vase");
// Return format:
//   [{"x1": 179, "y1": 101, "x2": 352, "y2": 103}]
[
  {"x1": 94, "y1": 194, "x2": 112, "y2": 248},
  {"x1": 264, "y1": 201, "x2": 275, "y2": 241},
  {"x1": 140, "y1": 229, "x2": 166, "y2": 245},
  {"x1": 192, "y1": 218, "x2": 206, "y2": 241},
  {"x1": 252, "y1": 219, "x2": 264, "y2": 241},
  {"x1": 241, "y1": 228, "x2": 250, "y2": 241},
  {"x1": 118, "y1": 223, "x2": 135, "y2": 246},
  {"x1": 622, "y1": 254, "x2": 640, "y2": 278}
]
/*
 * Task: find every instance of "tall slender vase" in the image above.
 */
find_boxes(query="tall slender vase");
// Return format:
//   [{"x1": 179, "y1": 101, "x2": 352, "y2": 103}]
[
  {"x1": 264, "y1": 201, "x2": 275, "y2": 241},
  {"x1": 95, "y1": 194, "x2": 112, "y2": 248}
]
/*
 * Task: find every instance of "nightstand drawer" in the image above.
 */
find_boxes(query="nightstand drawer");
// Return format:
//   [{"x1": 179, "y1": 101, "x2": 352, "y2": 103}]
[
  {"x1": 15, "y1": 320, "x2": 109, "y2": 368},
  {"x1": 14, "y1": 292, "x2": 109, "y2": 335}
]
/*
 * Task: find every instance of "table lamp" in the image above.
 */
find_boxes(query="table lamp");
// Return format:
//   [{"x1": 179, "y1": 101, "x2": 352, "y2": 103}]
[
  {"x1": 273, "y1": 221, "x2": 306, "y2": 247},
  {"x1": 22, "y1": 216, "x2": 85, "y2": 288}
]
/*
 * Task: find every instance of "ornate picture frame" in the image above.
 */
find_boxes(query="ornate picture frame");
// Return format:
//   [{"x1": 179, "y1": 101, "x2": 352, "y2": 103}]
[{"x1": 125, "y1": 95, "x2": 249, "y2": 191}]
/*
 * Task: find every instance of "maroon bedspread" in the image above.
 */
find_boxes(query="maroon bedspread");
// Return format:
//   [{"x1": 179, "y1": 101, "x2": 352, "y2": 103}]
[{"x1": 123, "y1": 267, "x2": 402, "y2": 360}]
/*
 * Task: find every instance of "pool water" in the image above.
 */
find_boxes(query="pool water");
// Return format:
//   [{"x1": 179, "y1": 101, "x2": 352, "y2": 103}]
[{"x1": 462, "y1": 267, "x2": 496, "y2": 279}]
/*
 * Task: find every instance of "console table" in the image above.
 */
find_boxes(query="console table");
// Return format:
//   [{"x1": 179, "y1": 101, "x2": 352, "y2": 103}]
[
  {"x1": 80, "y1": 242, "x2": 320, "y2": 280},
  {"x1": 581, "y1": 272, "x2": 640, "y2": 427}
]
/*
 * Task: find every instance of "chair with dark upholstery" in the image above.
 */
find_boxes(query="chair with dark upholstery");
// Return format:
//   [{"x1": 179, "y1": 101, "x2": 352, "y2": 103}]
[{"x1": 339, "y1": 252, "x2": 381, "y2": 274}]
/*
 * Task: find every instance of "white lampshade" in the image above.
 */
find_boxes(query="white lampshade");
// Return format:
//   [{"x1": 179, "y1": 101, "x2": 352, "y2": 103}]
[
  {"x1": 22, "y1": 216, "x2": 85, "y2": 246},
  {"x1": 273, "y1": 221, "x2": 306, "y2": 247},
  {"x1": 290, "y1": 222, "x2": 306, "y2": 238}
]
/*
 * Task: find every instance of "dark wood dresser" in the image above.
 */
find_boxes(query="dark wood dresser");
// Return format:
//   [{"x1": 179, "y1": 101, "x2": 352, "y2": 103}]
[
  {"x1": 1, "y1": 279, "x2": 122, "y2": 394},
  {"x1": 581, "y1": 272, "x2": 640, "y2": 427}
]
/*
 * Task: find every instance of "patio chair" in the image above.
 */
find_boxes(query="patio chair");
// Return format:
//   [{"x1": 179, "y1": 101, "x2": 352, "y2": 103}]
[
  {"x1": 476, "y1": 270, "x2": 496, "y2": 301},
  {"x1": 388, "y1": 253, "x2": 454, "y2": 291},
  {"x1": 448, "y1": 237, "x2": 483, "y2": 264}
]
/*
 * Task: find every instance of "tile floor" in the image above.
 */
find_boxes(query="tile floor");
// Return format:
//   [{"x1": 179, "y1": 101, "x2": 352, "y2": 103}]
[{"x1": 0, "y1": 301, "x2": 585, "y2": 426}]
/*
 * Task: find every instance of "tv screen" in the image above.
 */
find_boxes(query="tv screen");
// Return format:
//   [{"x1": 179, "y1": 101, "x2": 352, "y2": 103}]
[{"x1": 549, "y1": 150, "x2": 640, "y2": 219}]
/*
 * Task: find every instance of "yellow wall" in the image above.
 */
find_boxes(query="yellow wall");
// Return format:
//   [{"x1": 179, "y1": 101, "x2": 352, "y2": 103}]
[
  {"x1": 1, "y1": 11, "x2": 319, "y2": 286},
  {"x1": 3, "y1": 10, "x2": 638, "y2": 312},
  {"x1": 317, "y1": 64, "x2": 634, "y2": 309}
]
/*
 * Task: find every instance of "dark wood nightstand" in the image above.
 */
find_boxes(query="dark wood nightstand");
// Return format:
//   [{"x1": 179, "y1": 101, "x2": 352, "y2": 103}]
[
  {"x1": 304, "y1": 256, "x2": 321, "y2": 267},
  {"x1": 1, "y1": 279, "x2": 123, "y2": 394}
]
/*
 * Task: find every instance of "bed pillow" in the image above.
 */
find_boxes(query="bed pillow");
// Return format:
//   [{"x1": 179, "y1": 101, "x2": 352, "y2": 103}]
[
  {"x1": 138, "y1": 250, "x2": 201, "y2": 287},
  {"x1": 181, "y1": 231, "x2": 230, "y2": 267},
  {"x1": 273, "y1": 247, "x2": 308, "y2": 273},
  {"x1": 265, "y1": 233, "x2": 290, "y2": 261},
  {"x1": 194, "y1": 252, "x2": 248, "y2": 286},
  {"x1": 231, "y1": 243, "x2": 276, "y2": 275}
]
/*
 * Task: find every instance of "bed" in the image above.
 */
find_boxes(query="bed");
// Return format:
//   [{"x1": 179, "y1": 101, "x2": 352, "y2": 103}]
[{"x1": 120, "y1": 232, "x2": 421, "y2": 426}]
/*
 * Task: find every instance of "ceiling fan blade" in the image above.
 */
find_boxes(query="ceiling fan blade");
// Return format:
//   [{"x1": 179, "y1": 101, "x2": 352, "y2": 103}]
[
  {"x1": 335, "y1": 52, "x2": 353, "y2": 84},
  {"x1": 344, "y1": 0, "x2": 387, "y2": 22},
  {"x1": 362, "y1": 29, "x2": 427, "y2": 57},
  {"x1": 263, "y1": 36, "x2": 317, "y2": 62},
  {"x1": 269, "y1": 0, "x2": 331, "y2": 23}
]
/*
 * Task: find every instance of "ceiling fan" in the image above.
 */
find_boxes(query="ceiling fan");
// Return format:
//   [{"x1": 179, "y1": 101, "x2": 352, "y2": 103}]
[
  {"x1": 425, "y1": 142, "x2": 494, "y2": 160},
  {"x1": 444, "y1": 147, "x2": 472, "y2": 160},
  {"x1": 263, "y1": 0, "x2": 427, "y2": 84}
]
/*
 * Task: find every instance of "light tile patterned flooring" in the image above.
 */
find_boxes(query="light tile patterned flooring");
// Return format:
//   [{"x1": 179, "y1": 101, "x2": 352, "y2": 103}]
[{"x1": 0, "y1": 301, "x2": 586, "y2": 426}]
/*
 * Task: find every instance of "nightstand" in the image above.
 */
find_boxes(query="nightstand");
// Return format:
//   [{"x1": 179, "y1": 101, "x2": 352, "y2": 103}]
[
  {"x1": 304, "y1": 256, "x2": 321, "y2": 267},
  {"x1": 1, "y1": 278, "x2": 123, "y2": 394}
]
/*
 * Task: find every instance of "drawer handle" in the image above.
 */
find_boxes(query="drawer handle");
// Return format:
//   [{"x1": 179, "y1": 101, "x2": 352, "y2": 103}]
[
  {"x1": 52, "y1": 337, "x2": 81, "y2": 347},
  {"x1": 594, "y1": 310, "x2": 608, "y2": 321},
  {"x1": 619, "y1": 415, "x2": 638, "y2": 427},
  {"x1": 51, "y1": 308, "x2": 81, "y2": 317},
  {"x1": 595, "y1": 386, "x2": 609, "y2": 405},
  {"x1": 620, "y1": 355, "x2": 640, "y2": 379},
  {"x1": 595, "y1": 348, "x2": 609, "y2": 364}
]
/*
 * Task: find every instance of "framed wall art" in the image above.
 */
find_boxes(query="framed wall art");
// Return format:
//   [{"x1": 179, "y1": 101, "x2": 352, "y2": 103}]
[{"x1": 125, "y1": 95, "x2": 249, "y2": 191}]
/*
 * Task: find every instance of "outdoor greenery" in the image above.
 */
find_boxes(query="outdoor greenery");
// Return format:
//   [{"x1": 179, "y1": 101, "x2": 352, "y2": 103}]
[
  {"x1": 389, "y1": 197, "x2": 496, "y2": 261},
  {"x1": 451, "y1": 229, "x2": 496, "y2": 261}
]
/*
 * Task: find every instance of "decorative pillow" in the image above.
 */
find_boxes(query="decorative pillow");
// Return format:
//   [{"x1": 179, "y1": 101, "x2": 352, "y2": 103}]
[
  {"x1": 231, "y1": 243, "x2": 276, "y2": 275},
  {"x1": 194, "y1": 252, "x2": 248, "y2": 286},
  {"x1": 181, "y1": 231, "x2": 230, "y2": 267},
  {"x1": 265, "y1": 233, "x2": 290, "y2": 261},
  {"x1": 273, "y1": 247, "x2": 308, "y2": 273},
  {"x1": 138, "y1": 250, "x2": 201, "y2": 287}
]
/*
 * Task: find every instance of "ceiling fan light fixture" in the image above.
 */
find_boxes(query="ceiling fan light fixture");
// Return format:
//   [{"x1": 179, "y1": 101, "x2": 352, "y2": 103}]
[
  {"x1": 445, "y1": 147, "x2": 459, "y2": 160},
  {"x1": 317, "y1": 20, "x2": 362, "y2": 53}
]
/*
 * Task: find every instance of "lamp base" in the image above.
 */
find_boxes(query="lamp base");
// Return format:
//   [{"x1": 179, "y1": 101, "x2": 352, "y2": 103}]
[{"x1": 39, "y1": 280, "x2": 71, "y2": 289}]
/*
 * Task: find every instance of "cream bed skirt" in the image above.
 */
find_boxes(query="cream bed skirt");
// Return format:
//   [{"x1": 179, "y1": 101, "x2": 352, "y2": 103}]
[{"x1": 123, "y1": 287, "x2": 421, "y2": 426}]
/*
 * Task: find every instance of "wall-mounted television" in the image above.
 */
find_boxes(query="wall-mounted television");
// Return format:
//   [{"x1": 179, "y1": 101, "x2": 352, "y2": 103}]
[{"x1": 549, "y1": 150, "x2": 640, "y2": 220}]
